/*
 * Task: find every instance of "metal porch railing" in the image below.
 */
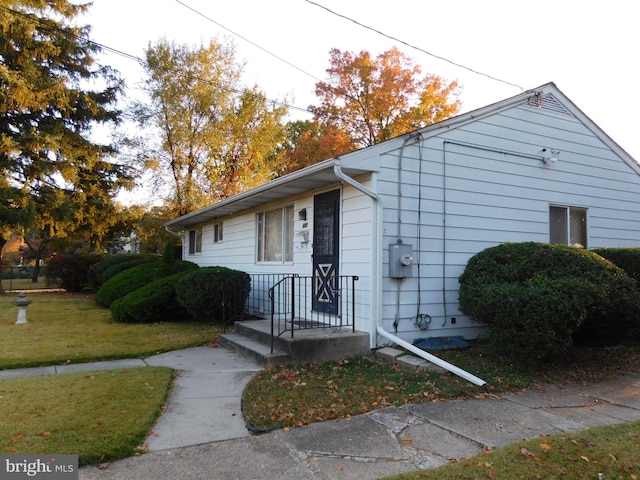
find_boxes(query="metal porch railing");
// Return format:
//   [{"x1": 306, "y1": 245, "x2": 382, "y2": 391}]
[{"x1": 268, "y1": 275, "x2": 359, "y2": 354}]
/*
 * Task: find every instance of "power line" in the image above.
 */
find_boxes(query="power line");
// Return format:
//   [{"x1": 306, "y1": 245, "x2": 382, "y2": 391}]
[
  {"x1": 304, "y1": 0, "x2": 525, "y2": 92},
  {"x1": 175, "y1": 0, "x2": 324, "y2": 85},
  {"x1": 172, "y1": 1, "x2": 452, "y2": 137},
  {"x1": 0, "y1": 5, "x2": 310, "y2": 116}
]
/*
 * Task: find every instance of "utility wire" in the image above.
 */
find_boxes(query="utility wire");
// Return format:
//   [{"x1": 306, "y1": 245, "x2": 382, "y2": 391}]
[
  {"x1": 175, "y1": 0, "x2": 325, "y2": 84},
  {"x1": 0, "y1": 5, "x2": 311, "y2": 115},
  {"x1": 304, "y1": 0, "x2": 525, "y2": 92}
]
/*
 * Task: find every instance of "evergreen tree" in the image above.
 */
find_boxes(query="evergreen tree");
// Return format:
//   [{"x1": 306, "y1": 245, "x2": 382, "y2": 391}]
[{"x1": 0, "y1": 0, "x2": 133, "y2": 289}]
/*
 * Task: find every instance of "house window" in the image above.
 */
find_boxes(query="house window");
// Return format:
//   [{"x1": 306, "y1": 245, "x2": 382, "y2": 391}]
[
  {"x1": 188, "y1": 228, "x2": 202, "y2": 255},
  {"x1": 214, "y1": 223, "x2": 223, "y2": 243},
  {"x1": 257, "y1": 205, "x2": 294, "y2": 263},
  {"x1": 550, "y1": 206, "x2": 587, "y2": 248}
]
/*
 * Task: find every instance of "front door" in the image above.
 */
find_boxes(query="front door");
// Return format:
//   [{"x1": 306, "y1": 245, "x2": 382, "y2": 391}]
[{"x1": 312, "y1": 190, "x2": 340, "y2": 315}]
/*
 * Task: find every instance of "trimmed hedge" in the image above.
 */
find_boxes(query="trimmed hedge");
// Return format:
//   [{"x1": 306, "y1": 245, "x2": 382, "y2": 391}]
[
  {"x1": 592, "y1": 248, "x2": 640, "y2": 284},
  {"x1": 110, "y1": 272, "x2": 193, "y2": 323},
  {"x1": 96, "y1": 262, "x2": 159, "y2": 308},
  {"x1": 175, "y1": 267, "x2": 251, "y2": 324},
  {"x1": 96, "y1": 259, "x2": 198, "y2": 308},
  {"x1": 459, "y1": 242, "x2": 640, "y2": 361},
  {"x1": 99, "y1": 257, "x2": 158, "y2": 286},
  {"x1": 91, "y1": 254, "x2": 157, "y2": 287}
]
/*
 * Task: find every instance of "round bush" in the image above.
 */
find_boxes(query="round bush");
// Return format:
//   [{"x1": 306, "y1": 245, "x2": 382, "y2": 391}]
[
  {"x1": 99, "y1": 257, "x2": 158, "y2": 286},
  {"x1": 110, "y1": 272, "x2": 193, "y2": 323},
  {"x1": 92, "y1": 254, "x2": 157, "y2": 287},
  {"x1": 96, "y1": 262, "x2": 160, "y2": 308},
  {"x1": 592, "y1": 248, "x2": 640, "y2": 284},
  {"x1": 175, "y1": 267, "x2": 250, "y2": 324},
  {"x1": 459, "y1": 242, "x2": 640, "y2": 360}
]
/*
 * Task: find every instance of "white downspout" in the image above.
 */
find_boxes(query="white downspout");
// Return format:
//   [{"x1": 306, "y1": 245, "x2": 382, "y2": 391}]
[{"x1": 333, "y1": 163, "x2": 486, "y2": 387}]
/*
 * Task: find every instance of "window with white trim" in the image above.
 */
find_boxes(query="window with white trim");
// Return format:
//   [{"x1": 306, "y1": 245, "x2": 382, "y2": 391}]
[
  {"x1": 257, "y1": 205, "x2": 294, "y2": 263},
  {"x1": 549, "y1": 206, "x2": 587, "y2": 248},
  {"x1": 213, "y1": 223, "x2": 223, "y2": 243},
  {"x1": 188, "y1": 228, "x2": 202, "y2": 254}
]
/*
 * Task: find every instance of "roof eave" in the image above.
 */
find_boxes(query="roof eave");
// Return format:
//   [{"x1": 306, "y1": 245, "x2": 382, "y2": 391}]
[{"x1": 165, "y1": 157, "x2": 376, "y2": 230}]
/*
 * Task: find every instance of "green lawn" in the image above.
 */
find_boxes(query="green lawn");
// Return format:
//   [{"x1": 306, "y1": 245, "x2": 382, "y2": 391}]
[
  {"x1": 0, "y1": 291, "x2": 219, "y2": 465},
  {"x1": 243, "y1": 343, "x2": 640, "y2": 432},
  {"x1": 0, "y1": 367, "x2": 174, "y2": 466},
  {"x1": 3, "y1": 291, "x2": 639, "y2": 474},
  {"x1": 0, "y1": 292, "x2": 219, "y2": 369},
  {"x1": 1, "y1": 275, "x2": 54, "y2": 292},
  {"x1": 383, "y1": 420, "x2": 640, "y2": 479}
]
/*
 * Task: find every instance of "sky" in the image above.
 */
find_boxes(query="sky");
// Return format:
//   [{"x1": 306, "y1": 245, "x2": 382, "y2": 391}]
[{"x1": 82, "y1": 0, "x2": 639, "y2": 163}]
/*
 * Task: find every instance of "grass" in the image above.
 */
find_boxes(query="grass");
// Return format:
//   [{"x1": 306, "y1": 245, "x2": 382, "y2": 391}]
[
  {"x1": 3, "y1": 290, "x2": 639, "y2": 473},
  {"x1": 244, "y1": 343, "x2": 640, "y2": 478},
  {"x1": 383, "y1": 420, "x2": 640, "y2": 479},
  {"x1": 243, "y1": 342, "x2": 640, "y2": 478},
  {"x1": 242, "y1": 342, "x2": 640, "y2": 432},
  {"x1": 0, "y1": 291, "x2": 217, "y2": 465},
  {"x1": 0, "y1": 292, "x2": 219, "y2": 369},
  {"x1": 0, "y1": 367, "x2": 174, "y2": 466},
  {"x1": 1, "y1": 276, "x2": 55, "y2": 292}
]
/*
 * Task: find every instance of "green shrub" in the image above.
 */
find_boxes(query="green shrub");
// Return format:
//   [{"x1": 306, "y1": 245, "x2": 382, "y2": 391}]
[
  {"x1": 92, "y1": 254, "x2": 157, "y2": 287},
  {"x1": 99, "y1": 258, "x2": 158, "y2": 286},
  {"x1": 592, "y1": 248, "x2": 640, "y2": 284},
  {"x1": 153, "y1": 243, "x2": 198, "y2": 280},
  {"x1": 110, "y1": 272, "x2": 193, "y2": 323},
  {"x1": 459, "y1": 242, "x2": 640, "y2": 360},
  {"x1": 45, "y1": 254, "x2": 101, "y2": 292},
  {"x1": 175, "y1": 267, "x2": 251, "y2": 324},
  {"x1": 96, "y1": 262, "x2": 160, "y2": 308}
]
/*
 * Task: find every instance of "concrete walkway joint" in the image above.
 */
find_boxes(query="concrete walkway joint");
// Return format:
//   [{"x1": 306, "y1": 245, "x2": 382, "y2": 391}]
[{"x1": 2, "y1": 346, "x2": 639, "y2": 480}]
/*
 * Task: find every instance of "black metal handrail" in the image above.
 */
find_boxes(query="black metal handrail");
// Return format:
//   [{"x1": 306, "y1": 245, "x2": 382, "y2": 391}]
[{"x1": 268, "y1": 275, "x2": 359, "y2": 353}]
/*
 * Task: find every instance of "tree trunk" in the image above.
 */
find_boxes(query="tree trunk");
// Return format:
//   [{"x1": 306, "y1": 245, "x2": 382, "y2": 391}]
[
  {"x1": 0, "y1": 236, "x2": 6, "y2": 295},
  {"x1": 31, "y1": 259, "x2": 41, "y2": 283}
]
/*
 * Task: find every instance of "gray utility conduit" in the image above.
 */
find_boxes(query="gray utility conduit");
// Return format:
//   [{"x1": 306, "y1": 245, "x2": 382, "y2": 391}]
[{"x1": 333, "y1": 162, "x2": 487, "y2": 387}]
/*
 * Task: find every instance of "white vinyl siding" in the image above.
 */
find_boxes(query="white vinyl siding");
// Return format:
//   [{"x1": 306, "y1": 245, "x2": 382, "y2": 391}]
[{"x1": 375, "y1": 98, "x2": 640, "y2": 342}]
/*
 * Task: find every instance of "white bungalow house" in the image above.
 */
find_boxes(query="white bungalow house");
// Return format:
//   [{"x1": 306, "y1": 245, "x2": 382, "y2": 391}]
[{"x1": 165, "y1": 83, "x2": 640, "y2": 373}]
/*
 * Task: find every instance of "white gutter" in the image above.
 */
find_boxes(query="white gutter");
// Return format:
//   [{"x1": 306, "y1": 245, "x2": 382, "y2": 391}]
[{"x1": 333, "y1": 163, "x2": 486, "y2": 387}]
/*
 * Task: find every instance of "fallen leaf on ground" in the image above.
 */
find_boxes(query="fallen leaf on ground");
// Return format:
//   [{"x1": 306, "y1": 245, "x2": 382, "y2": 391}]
[{"x1": 521, "y1": 448, "x2": 535, "y2": 458}]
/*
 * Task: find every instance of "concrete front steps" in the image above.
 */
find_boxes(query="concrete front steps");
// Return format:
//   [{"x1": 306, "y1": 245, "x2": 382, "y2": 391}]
[{"x1": 218, "y1": 319, "x2": 370, "y2": 367}]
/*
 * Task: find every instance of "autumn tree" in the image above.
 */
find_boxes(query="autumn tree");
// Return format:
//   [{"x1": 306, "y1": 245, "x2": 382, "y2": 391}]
[
  {"x1": 0, "y1": 0, "x2": 133, "y2": 291},
  {"x1": 125, "y1": 205, "x2": 176, "y2": 254},
  {"x1": 133, "y1": 39, "x2": 288, "y2": 216},
  {"x1": 310, "y1": 47, "x2": 461, "y2": 149},
  {"x1": 280, "y1": 120, "x2": 354, "y2": 173}
]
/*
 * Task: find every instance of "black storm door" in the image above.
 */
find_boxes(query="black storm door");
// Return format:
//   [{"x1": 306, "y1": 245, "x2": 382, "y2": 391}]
[{"x1": 312, "y1": 190, "x2": 340, "y2": 314}]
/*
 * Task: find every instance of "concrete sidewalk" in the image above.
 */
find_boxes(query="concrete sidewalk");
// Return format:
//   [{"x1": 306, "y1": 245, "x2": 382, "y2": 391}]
[
  {"x1": 3, "y1": 346, "x2": 639, "y2": 479},
  {"x1": 77, "y1": 364, "x2": 640, "y2": 480},
  {"x1": 0, "y1": 346, "x2": 263, "y2": 450}
]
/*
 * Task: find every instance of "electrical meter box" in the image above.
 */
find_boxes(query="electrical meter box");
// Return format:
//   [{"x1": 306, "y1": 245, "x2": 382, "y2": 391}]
[{"x1": 389, "y1": 243, "x2": 413, "y2": 278}]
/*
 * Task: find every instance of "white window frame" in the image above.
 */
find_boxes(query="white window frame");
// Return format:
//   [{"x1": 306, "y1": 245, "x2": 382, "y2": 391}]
[
  {"x1": 256, "y1": 205, "x2": 294, "y2": 263},
  {"x1": 188, "y1": 228, "x2": 202, "y2": 255},
  {"x1": 213, "y1": 223, "x2": 223, "y2": 243},
  {"x1": 549, "y1": 205, "x2": 588, "y2": 248}
]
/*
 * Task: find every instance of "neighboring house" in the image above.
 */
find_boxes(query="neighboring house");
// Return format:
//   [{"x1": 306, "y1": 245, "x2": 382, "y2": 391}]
[{"x1": 165, "y1": 83, "x2": 640, "y2": 354}]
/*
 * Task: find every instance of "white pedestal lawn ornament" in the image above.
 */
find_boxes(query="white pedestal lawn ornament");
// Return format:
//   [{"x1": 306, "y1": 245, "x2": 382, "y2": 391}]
[{"x1": 13, "y1": 292, "x2": 32, "y2": 324}]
